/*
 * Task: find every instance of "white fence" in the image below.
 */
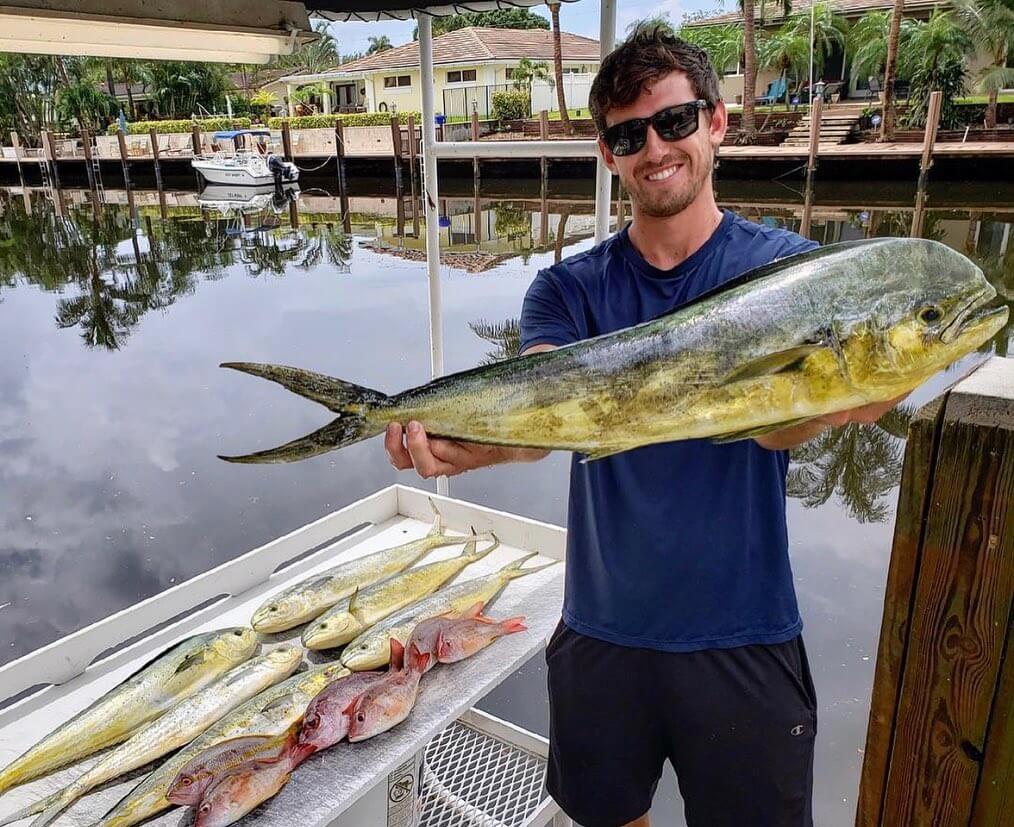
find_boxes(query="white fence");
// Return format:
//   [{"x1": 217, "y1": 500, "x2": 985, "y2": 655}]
[{"x1": 532, "y1": 73, "x2": 595, "y2": 114}]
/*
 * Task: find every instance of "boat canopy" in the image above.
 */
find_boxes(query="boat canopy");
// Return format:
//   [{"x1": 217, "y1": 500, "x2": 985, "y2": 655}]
[{"x1": 213, "y1": 129, "x2": 272, "y2": 140}]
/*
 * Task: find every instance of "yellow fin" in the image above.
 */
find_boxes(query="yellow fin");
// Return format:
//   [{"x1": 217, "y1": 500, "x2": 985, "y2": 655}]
[
  {"x1": 710, "y1": 416, "x2": 816, "y2": 445},
  {"x1": 722, "y1": 345, "x2": 825, "y2": 384}
]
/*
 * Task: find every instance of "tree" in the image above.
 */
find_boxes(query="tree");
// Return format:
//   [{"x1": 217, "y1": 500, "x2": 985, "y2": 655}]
[
  {"x1": 879, "y1": 0, "x2": 906, "y2": 140},
  {"x1": 952, "y1": 0, "x2": 1014, "y2": 128},
  {"x1": 274, "y1": 21, "x2": 341, "y2": 72},
  {"x1": 740, "y1": 0, "x2": 759, "y2": 140},
  {"x1": 470, "y1": 318, "x2": 522, "y2": 364},
  {"x1": 760, "y1": 4, "x2": 846, "y2": 107},
  {"x1": 0, "y1": 54, "x2": 66, "y2": 140},
  {"x1": 139, "y1": 62, "x2": 231, "y2": 118},
  {"x1": 56, "y1": 79, "x2": 117, "y2": 133},
  {"x1": 897, "y1": 10, "x2": 973, "y2": 129},
  {"x1": 413, "y1": 9, "x2": 550, "y2": 40},
  {"x1": 628, "y1": 14, "x2": 677, "y2": 38},
  {"x1": 366, "y1": 35, "x2": 393, "y2": 55},
  {"x1": 678, "y1": 24, "x2": 744, "y2": 78},
  {"x1": 510, "y1": 57, "x2": 552, "y2": 89},
  {"x1": 547, "y1": 1, "x2": 573, "y2": 135},
  {"x1": 848, "y1": 11, "x2": 917, "y2": 88}
]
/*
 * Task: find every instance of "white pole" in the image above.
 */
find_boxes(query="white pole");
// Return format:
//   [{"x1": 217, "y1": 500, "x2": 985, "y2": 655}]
[
  {"x1": 419, "y1": 14, "x2": 449, "y2": 497},
  {"x1": 593, "y1": 0, "x2": 616, "y2": 243},
  {"x1": 808, "y1": 2, "x2": 815, "y2": 106}
]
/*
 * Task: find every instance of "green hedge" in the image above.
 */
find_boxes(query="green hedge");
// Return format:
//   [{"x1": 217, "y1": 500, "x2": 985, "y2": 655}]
[
  {"x1": 267, "y1": 112, "x2": 420, "y2": 129},
  {"x1": 106, "y1": 117, "x2": 253, "y2": 135},
  {"x1": 492, "y1": 90, "x2": 531, "y2": 122}
]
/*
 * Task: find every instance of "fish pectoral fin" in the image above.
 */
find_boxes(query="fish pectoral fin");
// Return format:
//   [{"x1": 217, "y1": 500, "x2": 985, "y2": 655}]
[
  {"x1": 710, "y1": 416, "x2": 817, "y2": 445},
  {"x1": 579, "y1": 447, "x2": 627, "y2": 462},
  {"x1": 261, "y1": 694, "x2": 296, "y2": 713},
  {"x1": 347, "y1": 586, "x2": 361, "y2": 614},
  {"x1": 721, "y1": 344, "x2": 825, "y2": 384},
  {"x1": 175, "y1": 649, "x2": 211, "y2": 675}
]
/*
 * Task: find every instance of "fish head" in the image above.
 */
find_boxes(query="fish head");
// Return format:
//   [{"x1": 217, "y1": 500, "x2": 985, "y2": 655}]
[
  {"x1": 341, "y1": 636, "x2": 392, "y2": 671},
  {"x1": 167, "y1": 768, "x2": 214, "y2": 806},
  {"x1": 296, "y1": 701, "x2": 347, "y2": 752},
  {"x1": 435, "y1": 630, "x2": 463, "y2": 664},
  {"x1": 211, "y1": 628, "x2": 261, "y2": 665},
  {"x1": 194, "y1": 775, "x2": 249, "y2": 827},
  {"x1": 302, "y1": 611, "x2": 362, "y2": 649},
  {"x1": 346, "y1": 694, "x2": 393, "y2": 742},
  {"x1": 263, "y1": 645, "x2": 304, "y2": 673},
  {"x1": 840, "y1": 240, "x2": 1008, "y2": 391},
  {"x1": 251, "y1": 592, "x2": 314, "y2": 633}
]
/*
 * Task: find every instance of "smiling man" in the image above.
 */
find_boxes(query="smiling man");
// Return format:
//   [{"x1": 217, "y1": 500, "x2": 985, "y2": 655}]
[{"x1": 386, "y1": 24, "x2": 901, "y2": 827}]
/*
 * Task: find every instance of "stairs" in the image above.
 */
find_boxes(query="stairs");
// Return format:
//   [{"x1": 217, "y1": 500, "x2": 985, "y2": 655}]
[{"x1": 782, "y1": 108, "x2": 862, "y2": 147}]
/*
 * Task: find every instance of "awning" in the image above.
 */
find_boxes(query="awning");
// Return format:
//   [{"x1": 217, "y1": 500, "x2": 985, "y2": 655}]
[{"x1": 307, "y1": 0, "x2": 579, "y2": 23}]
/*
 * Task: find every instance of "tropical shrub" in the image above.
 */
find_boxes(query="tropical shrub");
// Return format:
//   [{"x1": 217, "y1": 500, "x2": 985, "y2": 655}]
[
  {"x1": 900, "y1": 55, "x2": 968, "y2": 129},
  {"x1": 267, "y1": 112, "x2": 420, "y2": 129},
  {"x1": 492, "y1": 90, "x2": 531, "y2": 121},
  {"x1": 106, "y1": 117, "x2": 252, "y2": 135}
]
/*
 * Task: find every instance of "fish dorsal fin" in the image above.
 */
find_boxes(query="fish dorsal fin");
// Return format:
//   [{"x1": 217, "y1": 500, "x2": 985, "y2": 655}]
[
  {"x1": 721, "y1": 344, "x2": 825, "y2": 384},
  {"x1": 426, "y1": 499, "x2": 445, "y2": 536},
  {"x1": 348, "y1": 586, "x2": 361, "y2": 613},
  {"x1": 174, "y1": 649, "x2": 212, "y2": 676},
  {"x1": 710, "y1": 416, "x2": 817, "y2": 445},
  {"x1": 389, "y1": 638, "x2": 405, "y2": 671},
  {"x1": 305, "y1": 574, "x2": 335, "y2": 592}
]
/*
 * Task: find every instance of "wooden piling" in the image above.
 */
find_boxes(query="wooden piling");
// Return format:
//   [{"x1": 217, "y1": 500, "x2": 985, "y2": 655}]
[
  {"x1": 407, "y1": 114, "x2": 418, "y2": 190},
  {"x1": 281, "y1": 120, "x2": 293, "y2": 162},
  {"x1": 42, "y1": 130, "x2": 61, "y2": 189},
  {"x1": 10, "y1": 131, "x2": 24, "y2": 187},
  {"x1": 471, "y1": 109, "x2": 481, "y2": 185},
  {"x1": 806, "y1": 96, "x2": 823, "y2": 178},
  {"x1": 539, "y1": 110, "x2": 549, "y2": 186},
  {"x1": 191, "y1": 124, "x2": 202, "y2": 157},
  {"x1": 149, "y1": 128, "x2": 162, "y2": 188},
  {"x1": 390, "y1": 115, "x2": 403, "y2": 192},
  {"x1": 116, "y1": 129, "x2": 131, "y2": 187},
  {"x1": 856, "y1": 356, "x2": 1014, "y2": 827},
  {"x1": 918, "y1": 90, "x2": 943, "y2": 188},
  {"x1": 81, "y1": 130, "x2": 96, "y2": 191},
  {"x1": 540, "y1": 172, "x2": 549, "y2": 247}
]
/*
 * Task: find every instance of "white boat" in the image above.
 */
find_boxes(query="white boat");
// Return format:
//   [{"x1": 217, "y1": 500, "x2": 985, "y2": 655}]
[
  {"x1": 191, "y1": 129, "x2": 299, "y2": 186},
  {"x1": 197, "y1": 182, "x2": 299, "y2": 214}
]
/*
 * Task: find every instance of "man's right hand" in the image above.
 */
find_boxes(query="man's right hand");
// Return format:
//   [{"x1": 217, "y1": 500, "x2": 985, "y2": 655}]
[{"x1": 385, "y1": 421, "x2": 549, "y2": 479}]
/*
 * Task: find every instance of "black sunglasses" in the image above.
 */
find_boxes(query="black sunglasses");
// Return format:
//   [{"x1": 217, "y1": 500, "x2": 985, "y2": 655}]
[{"x1": 601, "y1": 100, "x2": 710, "y2": 157}]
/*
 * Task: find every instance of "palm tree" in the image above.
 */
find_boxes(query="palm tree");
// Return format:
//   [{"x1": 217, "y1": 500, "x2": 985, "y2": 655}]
[
  {"x1": 879, "y1": 0, "x2": 906, "y2": 140},
  {"x1": 952, "y1": 0, "x2": 1014, "y2": 129},
  {"x1": 678, "y1": 24, "x2": 744, "y2": 76},
  {"x1": 760, "y1": 4, "x2": 846, "y2": 107},
  {"x1": 510, "y1": 57, "x2": 553, "y2": 89},
  {"x1": 275, "y1": 21, "x2": 341, "y2": 72},
  {"x1": 366, "y1": 35, "x2": 393, "y2": 55},
  {"x1": 848, "y1": 11, "x2": 916, "y2": 90},
  {"x1": 547, "y1": 1, "x2": 573, "y2": 136},
  {"x1": 470, "y1": 318, "x2": 522, "y2": 364},
  {"x1": 740, "y1": 0, "x2": 759, "y2": 141}
]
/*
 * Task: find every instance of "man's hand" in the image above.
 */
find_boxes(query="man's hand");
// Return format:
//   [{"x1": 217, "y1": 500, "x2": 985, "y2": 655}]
[
  {"x1": 385, "y1": 421, "x2": 549, "y2": 479},
  {"x1": 754, "y1": 393, "x2": 911, "y2": 452}
]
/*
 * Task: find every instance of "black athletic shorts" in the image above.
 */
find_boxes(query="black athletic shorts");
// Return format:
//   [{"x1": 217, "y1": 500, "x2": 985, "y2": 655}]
[{"x1": 545, "y1": 621, "x2": 817, "y2": 827}]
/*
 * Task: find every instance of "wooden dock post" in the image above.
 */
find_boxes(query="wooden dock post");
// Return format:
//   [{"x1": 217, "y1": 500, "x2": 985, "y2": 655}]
[
  {"x1": 281, "y1": 120, "x2": 293, "y2": 162},
  {"x1": 42, "y1": 130, "x2": 61, "y2": 190},
  {"x1": 856, "y1": 356, "x2": 1014, "y2": 826},
  {"x1": 406, "y1": 114, "x2": 418, "y2": 187},
  {"x1": 540, "y1": 171, "x2": 549, "y2": 247},
  {"x1": 116, "y1": 128, "x2": 131, "y2": 188},
  {"x1": 471, "y1": 108, "x2": 481, "y2": 186},
  {"x1": 149, "y1": 128, "x2": 163, "y2": 189},
  {"x1": 10, "y1": 131, "x2": 24, "y2": 187},
  {"x1": 390, "y1": 115, "x2": 403, "y2": 193},
  {"x1": 918, "y1": 90, "x2": 943, "y2": 189},
  {"x1": 806, "y1": 96, "x2": 823, "y2": 180},
  {"x1": 539, "y1": 110, "x2": 549, "y2": 187},
  {"x1": 191, "y1": 124, "x2": 202, "y2": 157}
]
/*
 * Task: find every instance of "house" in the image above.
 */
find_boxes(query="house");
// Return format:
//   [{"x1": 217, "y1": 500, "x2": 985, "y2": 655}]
[
  {"x1": 279, "y1": 26, "x2": 601, "y2": 119},
  {"x1": 685, "y1": 0, "x2": 997, "y2": 104}
]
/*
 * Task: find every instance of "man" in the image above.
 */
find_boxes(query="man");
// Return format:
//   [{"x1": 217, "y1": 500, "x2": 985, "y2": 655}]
[{"x1": 387, "y1": 26, "x2": 900, "y2": 827}]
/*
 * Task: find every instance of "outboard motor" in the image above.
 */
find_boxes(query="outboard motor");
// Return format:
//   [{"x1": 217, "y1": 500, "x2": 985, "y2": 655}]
[{"x1": 267, "y1": 153, "x2": 287, "y2": 186}]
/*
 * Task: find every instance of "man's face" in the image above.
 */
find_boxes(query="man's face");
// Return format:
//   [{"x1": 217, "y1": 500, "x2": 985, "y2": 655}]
[{"x1": 598, "y1": 71, "x2": 727, "y2": 219}]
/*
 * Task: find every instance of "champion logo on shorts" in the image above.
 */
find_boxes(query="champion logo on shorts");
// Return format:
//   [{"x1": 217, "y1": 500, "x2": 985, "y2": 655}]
[{"x1": 790, "y1": 724, "x2": 806, "y2": 736}]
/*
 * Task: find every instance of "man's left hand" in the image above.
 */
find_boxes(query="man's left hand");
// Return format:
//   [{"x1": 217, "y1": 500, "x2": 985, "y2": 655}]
[{"x1": 753, "y1": 393, "x2": 911, "y2": 452}]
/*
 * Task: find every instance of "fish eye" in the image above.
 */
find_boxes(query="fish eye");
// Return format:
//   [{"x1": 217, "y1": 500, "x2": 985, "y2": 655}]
[
  {"x1": 919, "y1": 305, "x2": 943, "y2": 324},
  {"x1": 233, "y1": 631, "x2": 243, "y2": 637},
  {"x1": 199, "y1": 803, "x2": 212, "y2": 814},
  {"x1": 304, "y1": 714, "x2": 319, "y2": 729},
  {"x1": 320, "y1": 623, "x2": 328, "y2": 629},
  {"x1": 269, "y1": 606, "x2": 278, "y2": 612},
  {"x1": 181, "y1": 778, "x2": 192, "y2": 787},
  {"x1": 356, "y1": 712, "x2": 366, "y2": 722}
]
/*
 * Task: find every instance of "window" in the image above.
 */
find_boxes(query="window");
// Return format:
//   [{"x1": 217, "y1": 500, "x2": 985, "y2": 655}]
[
  {"x1": 384, "y1": 75, "x2": 411, "y2": 88},
  {"x1": 447, "y1": 69, "x2": 476, "y2": 83},
  {"x1": 505, "y1": 68, "x2": 514, "y2": 80}
]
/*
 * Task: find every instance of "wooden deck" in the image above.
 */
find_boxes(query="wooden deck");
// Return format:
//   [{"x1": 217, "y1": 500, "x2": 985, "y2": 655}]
[{"x1": 717, "y1": 140, "x2": 1014, "y2": 159}]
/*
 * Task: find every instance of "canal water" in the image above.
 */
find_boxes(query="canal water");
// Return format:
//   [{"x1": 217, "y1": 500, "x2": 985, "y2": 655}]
[{"x1": 0, "y1": 173, "x2": 1011, "y2": 826}]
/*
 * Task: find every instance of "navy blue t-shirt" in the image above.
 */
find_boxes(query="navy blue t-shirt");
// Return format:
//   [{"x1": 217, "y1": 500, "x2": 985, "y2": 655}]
[{"x1": 520, "y1": 210, "x2": 818, "y2": 652}]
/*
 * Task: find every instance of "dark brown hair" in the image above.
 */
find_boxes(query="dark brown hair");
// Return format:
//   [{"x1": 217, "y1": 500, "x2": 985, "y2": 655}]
[{"x1": 589, "y1": 23, "x2": 721, "y2": 134}]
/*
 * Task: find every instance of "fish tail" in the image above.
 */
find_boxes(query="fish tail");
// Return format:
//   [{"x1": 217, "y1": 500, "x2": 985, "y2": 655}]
[
  {"x1": 461, "y1": 528, "x2": 499, "y2": 562},
  {"x1": 501, "y1": 554, "x2": 557, "y2": 580},
  {"x1": 0, "y1": 790, "x2": 60, "y2": 827},
  {"x1": 498, "y1": 617, "x2": 528, "y2": 635},
  {"x1": 28, "y1": 784, "x2": 80, "y2": 827},
  {"x1": 426, "y1": 498, "x2": 445, "y2": 536},
  {"x1": 219, "y1": 363, "x2": 392, "y2": 464}
]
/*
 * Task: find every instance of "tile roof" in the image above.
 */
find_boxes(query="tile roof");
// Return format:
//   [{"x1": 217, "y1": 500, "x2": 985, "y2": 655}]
[
  {"x1": 685, "y1": 0, "x2": 945, "y2": 26},
  {"x1": 331, "y1": 26, "x2": 600, "y2": 73}
]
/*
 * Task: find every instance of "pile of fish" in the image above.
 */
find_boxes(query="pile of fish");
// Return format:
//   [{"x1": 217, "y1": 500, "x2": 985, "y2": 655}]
[
  {"x1": 0, "y1": 501, "x2": 554, "y2": 827},
  {"x1": 180, "y1": 608, "x2": 527, "y2": 827},
  {"x1": 218, "y1": 238, "x2": 1008, "y2": 463}
]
